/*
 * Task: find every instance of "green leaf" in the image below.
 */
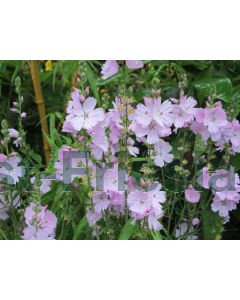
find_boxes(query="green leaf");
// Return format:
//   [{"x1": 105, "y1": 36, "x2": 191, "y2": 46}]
[
  {"x1": 85, "y1": 63, "x2": 100, "y2": 103},
  {"x1": 230, "y1": 153, "x2": 240, "y2": 171},
  {"x1": 118, "y1": 219, "x2": 136, "y2": 240},
  {"x1": 194, "y1": 134, "x2": 207, "y2": 160},
  {"x1": 73, "y1": 216, "x2": 87, "y2": 240},
  {"x1": 193, "y1": 77, "x2": 232, "y2": 102},
  {"x1": 151, "y1": 230, "x2": 163, "y2": 240},
  {"x1": 29, "y1": 150, "x2": 42, "y2": 164},
  {"x1": 202, "y1": 209, "x2": 224, "y2": 240}
]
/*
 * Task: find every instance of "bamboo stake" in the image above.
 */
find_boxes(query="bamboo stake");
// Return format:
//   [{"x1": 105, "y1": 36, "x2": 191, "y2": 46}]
[{"x1": 30, "y1": 60, "x2": 50, "y2": 164}]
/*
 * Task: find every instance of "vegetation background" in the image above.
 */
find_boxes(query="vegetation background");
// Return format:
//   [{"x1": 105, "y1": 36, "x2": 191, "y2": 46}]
[{"x1": 0, "y1": 60, "x2": 240, "y2": 239}]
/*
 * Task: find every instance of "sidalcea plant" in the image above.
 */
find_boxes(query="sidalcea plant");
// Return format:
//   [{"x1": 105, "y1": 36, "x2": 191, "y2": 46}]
[{"x1": 0, "y1": 62, "x2": 240, "y2": 240}]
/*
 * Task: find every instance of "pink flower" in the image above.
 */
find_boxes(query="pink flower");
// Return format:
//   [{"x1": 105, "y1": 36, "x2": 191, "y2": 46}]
[
  {"x1": 8, "y1": 129, "x2": 22, "y2": 147},
  {"x1": 0, "y1": 187, "x2": 20, "y2": 220},
  {"x1": 86, "y1": 209, "x2": 101, "y2": 226},
  {"x1": 132, "y1": 97, "x2": 155, "y2": 127},
  {"x1": 153, "y1": 99, "x2": 173, "y2": 128},
  {"x1": 125, "y1": 60, "x2": 144, "y2": 69},
  {"x1": 128, "y1": 183, "x2": 166, "y2": 230},
  {"x1": 0, "y1": 153, "x2": 24, "y2": 184},
  {"x1": 152, "y1": 139, "x2": 174, "y2": 167},
  {"x1": 62, "y1": 120, "x2": 78, "y2": 134},
  {"x1": 130, "y1": 97, "x2": 172, "y2": 144},
  {"x1": 64, "y1": 96, "x2": 104, "y2": 132},
  {"x1": 172, "y1": 96, "x2": 197, "y2": 128},
  {"x1": 31, "y1": 177, "x2": 52, "y2": 194},
  {"x1": 192, "y1": 217, "x2": 200, "y2": 226},
  {"x1": 21, "y1": 112, "x2": 27, "y2": 118},
  {"x1": 203, "y1": 106, "x2": 228, "y2": 134},
  {"x1": 197, "y1": 167, "x2": 211, "y2": 189},
  {"x1": 92, "y1": 192, "x2": 110, "y2": 213},
  {"x1": 90, "y1": 124, "x2": 108, "y2": 160},
  {"x1": 101, "y1": 60, "x2": 119, "y2": 79},
  {"x1": 22, "y1": 203, "x2": 57, "y2": 240},
  {"x1": 229, "y1": 119, "x2": 240, "y2": 153},
  {"x1": 128, "y1": 189, "x2": 152, "y2": 214},
  {"x1": 8, "y1": 128, "x2": 19, "y2": 138},
  {"x1": 127, "y1": 138, "x2": 139, "y2": 156},
  {"x1": 185, "y1": 185, "x2": 201, "y2": 203}
]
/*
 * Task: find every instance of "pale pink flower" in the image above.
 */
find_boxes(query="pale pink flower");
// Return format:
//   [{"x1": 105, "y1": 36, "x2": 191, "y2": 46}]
[
  {"x1": 86, "y1": 209, "x2": 101, "y2": 226},
  {"x1": 128, "y1": 183, "x2": 166, "y2": 230},
  {"x1": 153, "y1": 99, "x2": 173, "y2": 128},
  {"x1": 21, "y1": 112, "x2": 27, "y2": 118},
  {"x1": 197, "y1": 167, "x2": 211, "y2": 189},
  {"x1": 101, "y1": 60, "x2": 119, "y2": 79},
  {"x1": 92, "y1": 192, "x2": 110, "y2": 213},
  {"x1": 22, "y1": 203, "x2": 57, "y2": 240},
  {"x1": 64, "y1": 96, "x2": 104, "y2": 132},
  {"x1": 90, "y1": 125, "x2": 108, "y2": 159},
  {"x1": 203, "y1": 106, "x2": 228, "y2": 134},
  {"x1": 192, "y1": 217, "x2": 200, "y2": 226},
  {"x1": 185, "y1": 185, "x2": 201, "y2": 203},
  {"x1": 31, "y1": 177, "x2": 52, "y2": 194},
  {"x1": 126, "y1": 60, "x2": 144, "y2": 69},
  {"x1": 132, "y1": 97, "x2": 155, "y2": 127},
  {"x1": 127, "y1": 138, "x2": 139, "y2": 156},
  {"x1": 0, "y1": 154, "x2": 24, "y2": 184},
  {"x1": 172, "y1": 96, "x2": 197, "y2": 128},
  {"x1": 152, "y1": 139, "x2": 174, "y2": 167},
  {"x1": 8, "y1": 128, "x2": 19, "y2": 138}
]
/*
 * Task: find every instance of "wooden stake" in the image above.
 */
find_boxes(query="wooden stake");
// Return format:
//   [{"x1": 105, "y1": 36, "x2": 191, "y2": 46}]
[{"x1": 30, "y1": 60, "x2": 50, "y2": 164}]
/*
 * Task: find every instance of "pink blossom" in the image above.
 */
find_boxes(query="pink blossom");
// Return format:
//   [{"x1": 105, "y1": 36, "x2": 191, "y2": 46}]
[
  {"x1": 64, "y1": 96, "x2": 104, "y2": 132},
  {"x1": 127, "y1": 138, "x2": 139, "y2": 156},
  {"x1": 31, "y1": 177, "x2": 52, "y2": 194},
  {"x1": 86, "y1": 209, "x2": 101, "y2": 226},
  {"x1": 185, "y1": 185, "x2": 201, "y2": 203},
  {"x1": 0, "y1": 153, "x2": 24, "y2": 184},
  {"x1": 126, "y1": 60, "x2": 144, "y2": 69},
  {"x1": 152, "y1": 139, "x2": 174, "y2": 167},
  {"x1": 197, "y1": 167, "x2": 211, "y2": 189},
  {"x1": 8, "y1": 128, "x2": 19, "y2": 138},
  {"x1": 153, "y1": 99, "x2": 173, "y2": 128},
  {"x1": 101, "y1": 60, "x2": 119, "y2": 79},
  {"x1": 128, "y1": 183, "x2": 166, "y2": 230},
  {"x1": 203, "y1": 106, "x2": 228, "y2": 134},
  {"x1": 90, "y1": 124, "x2": 108, "y2": 159},
  {"x1": 8, "y1": 128, "x2": 22, "y2": 147},
  {"x1": 92, "y1": 192, "x2": 110, "y2": 213},
  {"x1": 21, "y1": 112, "x2": 27, "y2": 118},
  {"x1": 22, "y1": 203, "x2": 57, "y2": 240},
  {"x1": 192, "y1": 217, "x2": 200, "y2": 226},
  {"x1": 131, "y1": 97, "x2": 155, "y2": 127},
  {"x1": 172, "y1": 96, "x2": 197, "y2": 128}
]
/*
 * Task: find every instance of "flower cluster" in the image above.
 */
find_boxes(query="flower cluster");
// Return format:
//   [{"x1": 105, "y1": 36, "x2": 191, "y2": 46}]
[
  {"x1": 198, "y1": 167, "x2": 240, "y2": 221},
  {"x1": 59, "y1": 84, "x2": 240, "y2": 233},
  {"x1": 22, "y1": 203, "x2": 57, "y2": 240},
  {"x1": 128, "y1": 181, "x2": 166, "y2": 231}
]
